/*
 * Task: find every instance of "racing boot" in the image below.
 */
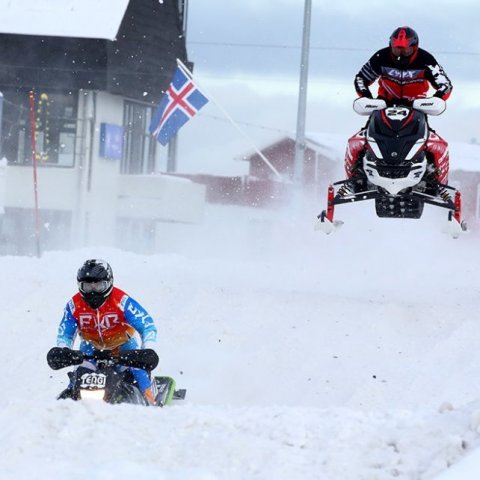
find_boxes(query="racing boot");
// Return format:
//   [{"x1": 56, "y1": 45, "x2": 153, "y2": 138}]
[
  {"x1": 344, "y1": 129, "x2": 367, "y2": 179},
  {"x1": 424, "y1": 131, "x2": 449, "y2": 185},
  {"x1": 424, "y1": 154, "x2": 451, "y2": 201},
  {"x1": 143, "y1": 386, "x2": 157, "y2": 406},
  {"x1": 143, "y1": 377, "x2": 160, "y2": 406},
  {"x1": 342, "y1": 130, "x2": 368, "y2": 195}
]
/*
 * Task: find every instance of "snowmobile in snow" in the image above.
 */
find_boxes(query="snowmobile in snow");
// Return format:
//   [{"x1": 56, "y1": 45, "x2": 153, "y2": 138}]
[
  {"x1": 315, "y1": 97, "x2": 467, "y2": 238},
  {"x1": 47, "y1": 347, "x2": 186, "y2": 407}
]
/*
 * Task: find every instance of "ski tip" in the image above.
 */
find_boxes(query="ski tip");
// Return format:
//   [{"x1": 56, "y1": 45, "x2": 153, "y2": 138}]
[
  {"x1": 314, "y1": 216, "x2": 344, "y2": 235},
  {"x1": 443, "y1": 217, "x2": 468, "y2": 239}
]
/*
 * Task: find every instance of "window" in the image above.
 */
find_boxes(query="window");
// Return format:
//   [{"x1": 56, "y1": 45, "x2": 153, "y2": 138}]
[
  {"x1": 2, "y1": 90, "x2": 78, "y2": 167},
  {"x1": 122, "y1": 100, "x2": 158, "y2": 174}
]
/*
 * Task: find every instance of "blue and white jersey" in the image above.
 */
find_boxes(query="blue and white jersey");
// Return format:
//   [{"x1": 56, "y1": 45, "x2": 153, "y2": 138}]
[{"x1": 57, "y1": 287, "x2": 157, "y2": 351}]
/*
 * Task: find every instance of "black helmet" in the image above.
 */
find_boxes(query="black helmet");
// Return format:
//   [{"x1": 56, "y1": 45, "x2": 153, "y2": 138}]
[
  {"x1": 390, "y1": 26, "x2": 419, "y2": 50},
  {"x1": 77, "y1": 259, "x2": 114, "y2": 309}
]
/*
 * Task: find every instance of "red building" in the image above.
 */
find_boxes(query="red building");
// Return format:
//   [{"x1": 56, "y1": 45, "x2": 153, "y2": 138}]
[
  {"x1": 241, "y1": 135, "x2": 340, "y2": 206},
  {"x1": 172, "y1": 135, "x2": 340, "y2": 208},
  {"x1": 244, "y1": 136, "x2": 338, "y2": 183}
]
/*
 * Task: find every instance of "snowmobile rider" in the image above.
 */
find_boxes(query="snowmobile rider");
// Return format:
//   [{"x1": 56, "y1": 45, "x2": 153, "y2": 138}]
[
  {"x1": 55, "y1": 259, "x2": 159, "y2": 405},
  {"x1": 345, "y1": 26, "x2": 453, "y2": 190}
]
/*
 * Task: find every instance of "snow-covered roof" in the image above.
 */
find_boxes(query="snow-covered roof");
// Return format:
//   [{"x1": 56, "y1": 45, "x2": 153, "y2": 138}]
[
  {"x1": 0, "y1": 0, "x2": 129, "y2": 40},
  {"x1": 305, "y1": 132, "x2": 346, "y2": 160},
  {"x1": 238, "y1": 132, "x2": 343, "y2": 163}
]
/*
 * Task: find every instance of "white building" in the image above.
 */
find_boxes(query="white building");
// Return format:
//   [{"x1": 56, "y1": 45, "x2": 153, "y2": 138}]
[{"x1": 0, "y1": 0, "x2": 205, "y2": 255}]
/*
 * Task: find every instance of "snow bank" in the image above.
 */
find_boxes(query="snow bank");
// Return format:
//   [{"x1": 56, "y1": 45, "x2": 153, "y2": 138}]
[{"x1": 1, "y1": 203, "x2": 480, "y2": 479}]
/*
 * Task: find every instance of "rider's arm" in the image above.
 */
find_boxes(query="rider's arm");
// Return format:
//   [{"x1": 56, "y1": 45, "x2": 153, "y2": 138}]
[
  {"x1": 424, "y1": 52, "x2": 453, "y2": 100},
  {"x1": 123, "y1": 296, "x2": 157, "y2": 349},
  {"x1": 354, "y1": 51, "x2": 383, "y2": 99},
  {"x1": 56, "y1": 300, "x2": 78, "y2": 348}
]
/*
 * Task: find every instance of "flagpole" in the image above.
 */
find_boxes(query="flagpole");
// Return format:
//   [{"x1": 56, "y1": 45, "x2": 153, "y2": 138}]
[
  {"x1": 28, "y1": 91, "x2": 41, "y2": 258},
  {"x1": 176, "y1": 59, "x2": 283, "y2": 181}
]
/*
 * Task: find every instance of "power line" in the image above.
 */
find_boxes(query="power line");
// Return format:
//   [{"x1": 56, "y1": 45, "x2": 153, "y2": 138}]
[
  {"x1": 187, "y1": 71, "x2": 480, "y2": 91},
  {"x1": 190, "y1": 40, "x2": 362, "y2": 51},
  {"x1": 189, "y1": 40, "x2": 480, "y2": 56}
]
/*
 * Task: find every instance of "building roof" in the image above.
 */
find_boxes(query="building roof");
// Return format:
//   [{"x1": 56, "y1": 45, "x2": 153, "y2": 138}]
[
  {"x1": 0, "y1": 0, "x2": 129, "y2": 40},
  {"x1": 239, "y1": 133, "x2": 342, "y2": 162},
  {"x1": 0, "y1": 1, "x2": 187, "y2": 101}
]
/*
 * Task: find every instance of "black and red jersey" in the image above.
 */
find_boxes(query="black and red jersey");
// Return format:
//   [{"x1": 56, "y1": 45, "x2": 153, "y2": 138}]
[{"x1": 354, "y1": 47, "x2": 452, "y2": 102}]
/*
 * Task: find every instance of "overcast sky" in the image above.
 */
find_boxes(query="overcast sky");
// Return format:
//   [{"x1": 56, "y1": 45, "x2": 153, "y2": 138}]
[{"x1": 175, "y1": 0, "x2": 480, "y2": 175}]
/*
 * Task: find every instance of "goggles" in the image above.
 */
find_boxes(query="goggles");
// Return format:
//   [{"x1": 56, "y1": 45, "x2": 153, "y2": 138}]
[
  {"x1": 391, "y1": 46, "x2": 415, "y2": 57},
  {"x1": 79, "y1": 280, "x2": 110, "y2": 294}
]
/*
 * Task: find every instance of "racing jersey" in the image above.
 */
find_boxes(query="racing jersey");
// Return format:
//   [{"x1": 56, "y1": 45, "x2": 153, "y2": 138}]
[
  {"x1": 354, "y1": 47, "x2": 452, "y2": 102},
  {"x1": 57, "y1": 286, "x2": 157, "y2": 351}
]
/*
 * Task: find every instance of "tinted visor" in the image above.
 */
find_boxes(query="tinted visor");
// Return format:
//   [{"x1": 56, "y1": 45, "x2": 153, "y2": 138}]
[
  {"x1": 391, "y1": 46, "x2": 415, "y2": 57},
  {"x1": 79, "y1": 280, "x2": 110, "y2": 294}
]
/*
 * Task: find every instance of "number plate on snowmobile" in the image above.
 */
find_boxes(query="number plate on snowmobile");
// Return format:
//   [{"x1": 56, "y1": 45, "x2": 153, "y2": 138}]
[
  {"x1": 385, "y1": 107, "x2": 409, "y2": 120},
  {"x1": 80, "y1": 372, "x2": 107, "y2": 388}
]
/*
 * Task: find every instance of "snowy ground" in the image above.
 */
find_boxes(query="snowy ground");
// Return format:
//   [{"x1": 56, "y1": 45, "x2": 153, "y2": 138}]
[{"x1": 2, "y1": 199, "x2": 480, "y2": 479}]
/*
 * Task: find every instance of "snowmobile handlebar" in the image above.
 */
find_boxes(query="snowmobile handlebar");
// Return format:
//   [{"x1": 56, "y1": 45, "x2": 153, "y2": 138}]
[{"x1": 47, "y1": 347, "x2": 159, "y2": 371}]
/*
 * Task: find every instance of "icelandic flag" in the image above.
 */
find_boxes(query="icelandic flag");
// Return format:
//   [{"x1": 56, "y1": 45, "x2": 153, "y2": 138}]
[{"x1": 149, "y1": 63, "x2": 208, "y2": 146}]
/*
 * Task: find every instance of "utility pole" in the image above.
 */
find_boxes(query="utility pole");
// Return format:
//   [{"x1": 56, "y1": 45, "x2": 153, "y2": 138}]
[
  {"x1": 293, "y1": 0, "x2": 312, "y2": 187},
  {"x1": 166, "y1": 135, "x2": 177, "y2": 172}
]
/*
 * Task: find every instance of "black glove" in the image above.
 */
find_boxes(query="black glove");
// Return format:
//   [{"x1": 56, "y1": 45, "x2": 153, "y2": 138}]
[
  {"x1": 47, "y1": 347, "x2": 84, "y2": 370},
  {"x1": 118, "y1": 349, "x2": 159, "y2": 371}
]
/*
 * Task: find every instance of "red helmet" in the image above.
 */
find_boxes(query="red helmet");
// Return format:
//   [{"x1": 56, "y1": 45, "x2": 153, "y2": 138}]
[{"x1": 390, "y1": 26, "x2": 419, "y2": 49}]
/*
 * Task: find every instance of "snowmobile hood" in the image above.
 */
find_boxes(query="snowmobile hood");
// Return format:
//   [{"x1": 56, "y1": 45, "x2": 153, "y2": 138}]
[{"x1": 367, "y1": 107, "x2": 427, "y2": 163}]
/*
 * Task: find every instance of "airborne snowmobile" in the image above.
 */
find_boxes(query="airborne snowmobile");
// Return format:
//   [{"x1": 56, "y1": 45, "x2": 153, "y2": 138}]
[
  {"x1": 47, "y1": 347, "x2": 186, "y2": 407},
  {"x1": 315, "y1": 96, "x2": 467, "y2": 238}
]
